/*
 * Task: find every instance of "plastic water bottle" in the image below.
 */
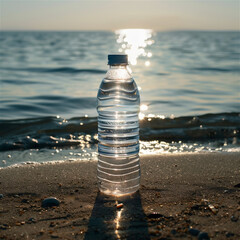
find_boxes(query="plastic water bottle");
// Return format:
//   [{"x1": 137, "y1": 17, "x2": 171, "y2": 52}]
[{"x1": 97, "y1": 54, "x2": 140, "y2": 196}]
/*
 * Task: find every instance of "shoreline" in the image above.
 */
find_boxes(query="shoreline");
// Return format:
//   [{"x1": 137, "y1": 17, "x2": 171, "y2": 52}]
[
  {"x1": 0, "y1": 153, "x2": 240, "y2": 239},
  {"x1": 1, "y1": 151, "x2": 240, "y2": 170}
]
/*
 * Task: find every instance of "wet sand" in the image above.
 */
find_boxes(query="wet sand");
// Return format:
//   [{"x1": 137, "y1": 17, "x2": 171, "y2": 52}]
[{"x1": 0, "y1": 153, "x2": 240, "y2": 239}]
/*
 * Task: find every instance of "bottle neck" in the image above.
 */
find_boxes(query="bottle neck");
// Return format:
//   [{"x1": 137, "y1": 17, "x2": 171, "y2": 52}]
[
  {"x1": 109, "y1": 65, "x2": 128, "y2": 69},
  {"x1": 106, "y1": 64, "x2": 132, "y2": 80}
]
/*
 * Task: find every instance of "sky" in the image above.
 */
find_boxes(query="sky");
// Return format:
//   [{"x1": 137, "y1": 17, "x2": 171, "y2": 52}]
[{"x1": 0, "y1": 0, "x2": 239, "y2": 31}]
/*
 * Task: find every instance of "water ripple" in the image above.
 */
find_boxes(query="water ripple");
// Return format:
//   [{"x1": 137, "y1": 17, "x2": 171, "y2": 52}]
[
  {"x1": 191, "y1": 67, "x2": 240, "y2": 72},
  {"x1": 0, "y1": 67, "x2": 105, "y2": 74}
]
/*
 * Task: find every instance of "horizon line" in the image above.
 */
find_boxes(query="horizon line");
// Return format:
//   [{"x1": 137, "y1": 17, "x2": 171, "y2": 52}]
[{"x1": 0, "y1": 29, "x2": 239, "y2": 32}]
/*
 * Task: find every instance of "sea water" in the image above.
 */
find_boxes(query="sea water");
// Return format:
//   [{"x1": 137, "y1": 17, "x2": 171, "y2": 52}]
[{"x1": 0, "y1": 31, "x2": 239, "y2": 168}]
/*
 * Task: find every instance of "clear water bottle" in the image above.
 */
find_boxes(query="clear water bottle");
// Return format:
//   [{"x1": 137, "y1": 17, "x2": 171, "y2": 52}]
[{"x1": 97, "y1": 54, "x2": 140, "y2": 196}]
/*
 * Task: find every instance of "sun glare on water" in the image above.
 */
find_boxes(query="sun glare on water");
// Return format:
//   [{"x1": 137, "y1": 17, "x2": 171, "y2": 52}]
[
  {"x1": 115, "y1": 29, "x2": 154, "y2": 66},
  {"x1": 115, "y1": 29, "x2": 155, "y2": 120}
]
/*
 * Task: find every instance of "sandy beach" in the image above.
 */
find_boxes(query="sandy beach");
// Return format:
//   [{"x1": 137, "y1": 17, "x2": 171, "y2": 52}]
[{"x1": 0, "y1": 153, "x2": 240, "y2": 239}]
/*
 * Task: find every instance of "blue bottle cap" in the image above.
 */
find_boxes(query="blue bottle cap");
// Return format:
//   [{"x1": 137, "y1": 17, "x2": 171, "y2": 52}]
[{"x1": 108, "y1": 54, "x2": 128, "y2": 65}]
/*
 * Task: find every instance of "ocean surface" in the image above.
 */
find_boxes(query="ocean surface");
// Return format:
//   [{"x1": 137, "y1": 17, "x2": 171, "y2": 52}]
[{"x1": 0, "y1": 30, "x2": 239, "y2": 168}]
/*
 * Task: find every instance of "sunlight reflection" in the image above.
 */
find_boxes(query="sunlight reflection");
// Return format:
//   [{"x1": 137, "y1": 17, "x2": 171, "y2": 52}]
[
  {"x1": 140, "y1": 104, "x2": 148, "y2": 111},
  {"x1": 139, "y1": 112, "x2": 145, "y2": 120},
  {"x1": 139, "y1": 104, "x2": 148, "y2": 120},
  {"x1": 114, "y1": 205, "x2": 123, "y2": 239},
  {"x1": 139, "y1": 140, "x2": 240, "y2": 154},
  {"x1": 139, "y1": 112, "x2": 167, "y2": 121},
  {"x1": 145, "y1": 60, "x2": 150, "y2": 67},
  {"x1": 115, "y1": 29, "x2": 154, "y2": 65}
]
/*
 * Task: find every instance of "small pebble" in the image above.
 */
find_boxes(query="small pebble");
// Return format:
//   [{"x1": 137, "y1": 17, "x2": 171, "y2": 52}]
[
  {"x1": 49, "y1": 222, "x2": 56, "y2": 227},
  {"x1": 51, "y1": 234, "x2": 59, "y2": 238},
  {"x1": 2, "y1": 160, "x2": 6, "y2": 164},
  {"x1": 116, "y1": 203, "x2": 123, "y2": 209},
  {"x1": 0, "y1": 224, "x2": 10, "y2": 230},
  {"x1": 8, "y1": 155, "x2": 11, "y2": 158},
  {"x1": 226, "y1": 232, "x2": 235, "y2": 238},
  {"x1": 27, "y1": 218, "x2": 37, "y2": 223},
  {"x1": 42, "y1": 197, "x2": 60, "y2": 208},
  {"x1": 208, "y1": 204, "x2": 218, "y2": 214},
  {"x1": 231, "y1": 215, "x2": 238, "y2": 222},
  {"x1": 189, "y1": 228, "x2": 200, "y2": 236},
  {"x1": 198, "y1": 232, "x2": 210, "y2": 240},
  {"x1": 0, "y1": 194, "x2": 3, "y2": 199}
]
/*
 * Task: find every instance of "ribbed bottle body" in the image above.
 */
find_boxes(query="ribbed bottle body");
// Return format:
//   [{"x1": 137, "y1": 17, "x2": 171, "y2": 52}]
[{"x1": 97, "y1": 66, "x2": 140, "y2": 196}]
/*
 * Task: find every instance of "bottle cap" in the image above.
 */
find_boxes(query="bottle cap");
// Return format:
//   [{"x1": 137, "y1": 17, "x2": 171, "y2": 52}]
[{"x1": 108, "y1": 54, "x2": 128, "y2": 65}]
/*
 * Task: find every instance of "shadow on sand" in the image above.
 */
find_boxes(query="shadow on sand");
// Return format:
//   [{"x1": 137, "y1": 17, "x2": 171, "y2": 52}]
[{"x1": 84, "y1": 191, "x2": 150, "y2": 240}]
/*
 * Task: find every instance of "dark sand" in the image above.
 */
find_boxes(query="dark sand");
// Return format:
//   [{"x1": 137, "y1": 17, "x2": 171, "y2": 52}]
[{"x1": 0, "y1": 153, "x2": 240, "y2": 239}]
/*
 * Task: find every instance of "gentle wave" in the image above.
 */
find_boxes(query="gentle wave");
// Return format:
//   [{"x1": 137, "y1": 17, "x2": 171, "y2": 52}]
[
  {"x1": 1, "y1": 79, "x2": 39, "y2": 85},
  {"x1": 0, "y1": 96, "x2": 97, "y2": 119},
  {"x1": 0, "y1": 112, "x2": 239, "y2": 152},
  {"x1": 191, "y1": 67, "x2": 240, "y2": 72},
  {"x1": 0, "y1": 67, "x2": 106, "y2": 74}
]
